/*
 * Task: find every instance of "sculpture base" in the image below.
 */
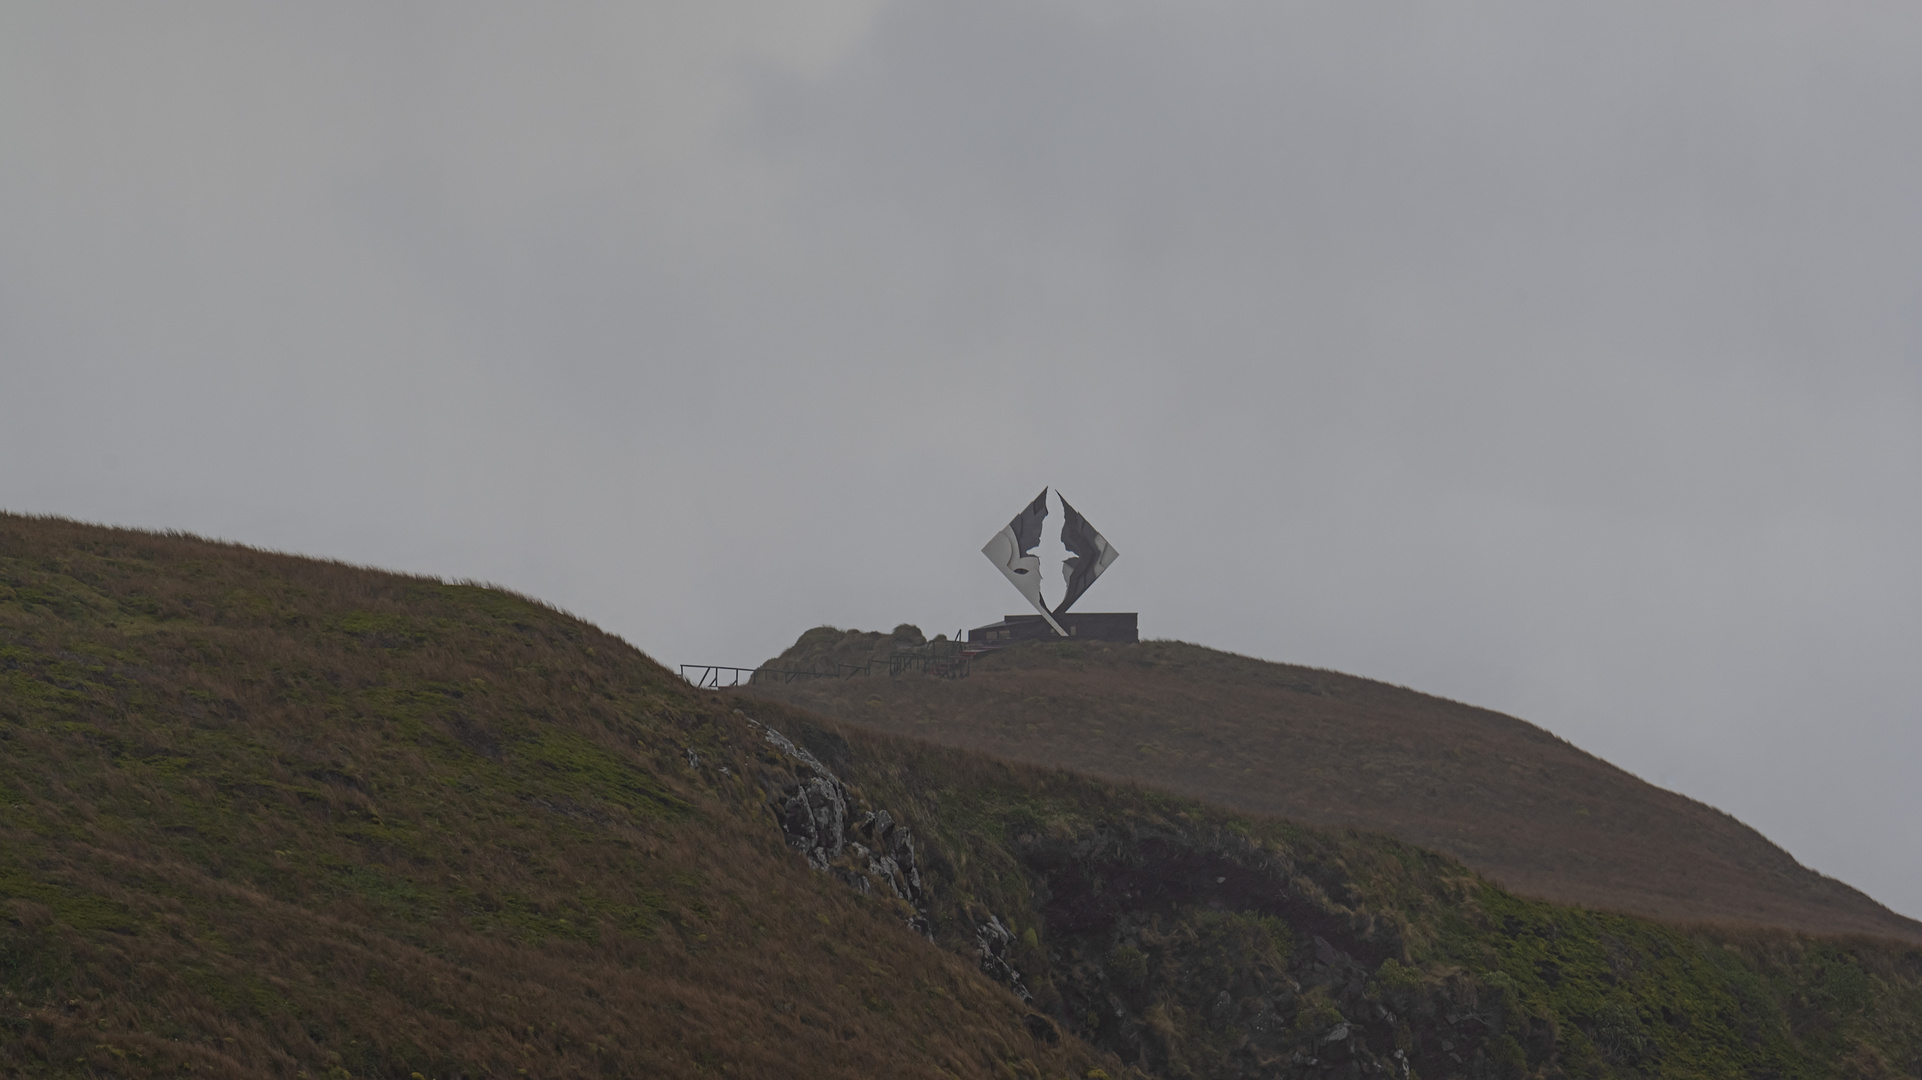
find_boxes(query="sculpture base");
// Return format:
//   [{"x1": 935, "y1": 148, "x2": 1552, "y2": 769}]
[{"x1": 968, "y1": 613, "x2": 1138, "y2": 645}]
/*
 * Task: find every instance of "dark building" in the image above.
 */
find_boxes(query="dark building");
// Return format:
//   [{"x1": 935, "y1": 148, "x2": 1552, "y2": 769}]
[{"x1": 968, "y1": 612, "x2": 1138, "y2": 645}]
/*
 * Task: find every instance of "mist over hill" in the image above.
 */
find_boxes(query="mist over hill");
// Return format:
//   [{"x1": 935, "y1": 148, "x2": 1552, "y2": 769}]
[{"x1": 3, "y1": 515, "x2": 1920, "y2": 1079}]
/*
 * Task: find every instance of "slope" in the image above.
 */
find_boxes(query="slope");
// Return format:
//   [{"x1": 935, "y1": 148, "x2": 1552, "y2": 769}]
[
  {"x1": 755, "y1": 695, "x2": 1922, "y2": 1079},
  {"x1": 741, "y1": 628, "x2": 1922, "y2": 944},
  {"x1": 5, "y1": 518, "x2": 1920, "y2": 1080},
  {"x1": 0, "y1": 516, "x2": 1115, "y2": 1079}
]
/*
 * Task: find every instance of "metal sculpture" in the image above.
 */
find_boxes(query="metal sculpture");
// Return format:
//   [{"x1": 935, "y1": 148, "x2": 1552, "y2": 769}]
[
  {"x1": 981, "y1": 488, "x2": 1119, "y2": 636},
  {"x1": 1055, "y1": 494, "x2": 1119, "y2": 614},
  {"x1": 981, "y1": 488, "x2": 1064, "y2": 636}
]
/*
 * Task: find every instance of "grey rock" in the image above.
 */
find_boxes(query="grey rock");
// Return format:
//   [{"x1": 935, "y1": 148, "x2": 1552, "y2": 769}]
[
  {"x1": 973, "y1": 914, "x2": 1032, "y2": 1001},
  {"x1": 780, "y1": 774, "x2": 850, "y2": 870},
  {"x1": 755, "y1": 717, "x2": 932, "y2": 935}
]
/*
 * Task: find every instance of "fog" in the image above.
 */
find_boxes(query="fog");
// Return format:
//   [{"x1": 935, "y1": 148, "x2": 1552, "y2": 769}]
[{"x1": 4, "y1": 2, "x2": 1918, "y2": 917}]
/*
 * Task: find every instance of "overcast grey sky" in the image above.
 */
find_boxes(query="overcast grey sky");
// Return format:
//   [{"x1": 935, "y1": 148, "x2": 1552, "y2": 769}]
[{"x1": 4, "y1": 2, "x2": 1919, "y2": 918}]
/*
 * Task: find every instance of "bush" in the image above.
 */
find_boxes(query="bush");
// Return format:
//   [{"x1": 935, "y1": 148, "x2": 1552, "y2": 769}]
[{"x1": 1106, "y1": 945, "x2": 1148, "y2": 989}]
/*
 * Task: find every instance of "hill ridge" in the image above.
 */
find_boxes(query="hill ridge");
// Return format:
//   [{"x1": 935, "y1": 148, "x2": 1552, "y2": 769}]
[{"x1": 741, "y1": 625, "x2": 1921, "y2": 944}]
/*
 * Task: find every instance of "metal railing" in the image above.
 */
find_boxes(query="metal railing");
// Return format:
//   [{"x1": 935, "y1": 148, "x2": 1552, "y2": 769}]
[{"x1": 679, "y1": 648, "x2": 973, "y2": 689}]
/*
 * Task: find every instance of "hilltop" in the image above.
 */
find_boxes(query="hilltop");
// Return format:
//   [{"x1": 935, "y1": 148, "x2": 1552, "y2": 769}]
[
  {"x1": 3, "y1": 516, "x2": 1920, "y2": 1079},
  {"x1": 743, "y1": 627, "x2": 1922, "y2": 944}
]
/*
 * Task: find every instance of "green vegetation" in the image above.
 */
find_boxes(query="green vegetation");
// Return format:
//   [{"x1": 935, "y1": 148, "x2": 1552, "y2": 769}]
[
  {"x1": 737, "y1": 700, "x2": 1922, "y2": 1078},
  {"x1": 0, "y1": 516, "x2": 1113, "y2": 1079},
  {"x1": 3, "y1": 515, "x2": 1918, "y2": 1078}
]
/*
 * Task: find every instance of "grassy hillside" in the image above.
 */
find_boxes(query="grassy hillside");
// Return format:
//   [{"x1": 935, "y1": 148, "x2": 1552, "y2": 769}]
[
  {"x1": 743, "y1": 697, "x2": 1922, "y2": 1079},
  {"x1": 0, "y1": 516, "x2": 1114, "y2": 1079},
  {"x1": 4, "y1": 517, "x2": 1920, "y2": 1079},
  {"x1": 743, "y1": 628, "x2": 1921, "y2": 944}
]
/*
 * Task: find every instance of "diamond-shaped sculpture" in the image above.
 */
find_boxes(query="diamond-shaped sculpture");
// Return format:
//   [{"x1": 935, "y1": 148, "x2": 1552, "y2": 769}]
[{"x1": 981, "y1": 488, "x2": 1119, "y2": 637}]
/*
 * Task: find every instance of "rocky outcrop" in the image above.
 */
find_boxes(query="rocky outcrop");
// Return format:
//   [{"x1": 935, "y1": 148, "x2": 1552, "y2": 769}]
[
  {"x1": 779, "y1": 772, "x2": 848, "y2": 872},
  {"x1": 856, "y1": 809, "x2": 926, "y2": 906},
  {"x1": 973, "y1": 914, "x2": 1032, "y2": 1002},
  {"x1": 749, "y1": 715, "x2": 931, "y2": 935}
]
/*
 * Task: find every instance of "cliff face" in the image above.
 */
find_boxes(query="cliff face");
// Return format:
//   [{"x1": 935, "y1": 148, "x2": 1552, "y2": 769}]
[{"x1": 4, "y1": 516, "x2": 1920, "y2": 1080}]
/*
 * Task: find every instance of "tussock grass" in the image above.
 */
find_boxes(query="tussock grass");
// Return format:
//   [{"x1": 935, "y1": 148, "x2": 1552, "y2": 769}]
[
  {"x1": 7, "y1": 517, "x2": 1919, "y2": 1080},
  {"x1": 0, "y1": 515, "x2": 1116, "y2": 1079}
]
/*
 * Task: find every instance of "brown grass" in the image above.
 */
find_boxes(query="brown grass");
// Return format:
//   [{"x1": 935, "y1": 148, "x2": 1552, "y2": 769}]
[
  {"x1": 8, "y1": 519, "x2": 1920, "y2": 1079},
  {"x1": 0, "y1": 514, "x2": 1119, "y2": 1079},
  {"x1": 737, "y1": 633, "x2": 1922, "y2": 945}
]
